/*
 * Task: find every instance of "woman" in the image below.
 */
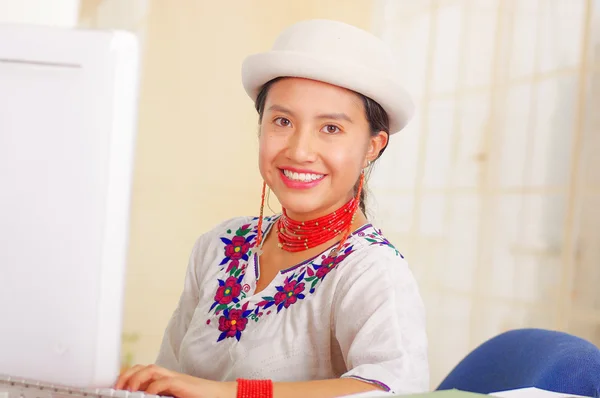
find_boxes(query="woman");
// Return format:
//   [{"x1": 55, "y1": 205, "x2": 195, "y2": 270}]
[{"x1": 116, "y1": 19, "x2": 429, "y2": 398}]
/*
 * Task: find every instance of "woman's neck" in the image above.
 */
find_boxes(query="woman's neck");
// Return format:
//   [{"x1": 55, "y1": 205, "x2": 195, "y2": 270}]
[{"x1": 282, "y1": 195, "x2": 356, "y2": 222}]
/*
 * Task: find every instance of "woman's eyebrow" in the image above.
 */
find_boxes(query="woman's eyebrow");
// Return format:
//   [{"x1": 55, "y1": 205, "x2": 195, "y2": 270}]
[
  {"x1": 267, "y1": 104, "x2": 353, "y2": 124},
  {"x1": 267, "y1": 104, "x2": 296, "y2": 117},
  {"x1": 315, "y1": 112, "x2": 353, "y2": 123}
]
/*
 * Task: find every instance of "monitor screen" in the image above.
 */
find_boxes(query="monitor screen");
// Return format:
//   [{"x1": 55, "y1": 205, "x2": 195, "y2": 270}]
[{"x1": 0, "y1": 24, "x2": 140, "y2": 388}]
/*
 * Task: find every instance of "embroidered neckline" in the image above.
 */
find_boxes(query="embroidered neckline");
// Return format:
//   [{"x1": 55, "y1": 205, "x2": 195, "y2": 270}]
[
  {"x1": 255, "y1": 221, "x2": 373, "y2": 279},
  {"x1": 206, "y1": 216, "x2": 398, "y2": 342}
]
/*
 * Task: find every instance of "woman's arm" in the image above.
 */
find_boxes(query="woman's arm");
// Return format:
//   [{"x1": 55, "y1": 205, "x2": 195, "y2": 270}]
[
  {"x1": 329, "y1": 248, "x2": 429, "y2": 394},
  {"x1": 117, "y1": 367, "x2": 385, "y2": 398},
  {"x1": 228, "y1": 378, "x2": 383, "y2": 398}
]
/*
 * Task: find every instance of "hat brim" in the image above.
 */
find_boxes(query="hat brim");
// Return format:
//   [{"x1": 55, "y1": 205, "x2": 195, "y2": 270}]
[{"x1": 241, "y1": 51, "x2": 414, "y2": 135}]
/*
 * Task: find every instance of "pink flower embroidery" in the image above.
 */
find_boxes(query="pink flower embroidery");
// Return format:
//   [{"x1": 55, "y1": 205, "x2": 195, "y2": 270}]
[{"x1": 214, "y1": 276, "x2": 242, "y2": 305}]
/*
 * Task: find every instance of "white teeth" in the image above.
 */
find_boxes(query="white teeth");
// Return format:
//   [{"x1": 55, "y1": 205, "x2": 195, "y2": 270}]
[{"x1": 283, "y1": 169, "x2": 324, "y2": 182}]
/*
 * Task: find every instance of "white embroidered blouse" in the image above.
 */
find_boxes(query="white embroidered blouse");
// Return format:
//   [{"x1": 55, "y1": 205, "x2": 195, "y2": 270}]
[{"x1": 155, "y1": 216, "x2": 429, "y2": 394}]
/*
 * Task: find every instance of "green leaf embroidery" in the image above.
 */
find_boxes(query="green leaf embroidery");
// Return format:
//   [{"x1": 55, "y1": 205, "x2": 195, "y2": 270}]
[
  {"x1": 311, "y1": 279, "x2": 318, "y2": 289},
  {"x1": 236, "y1": 228, "x2": 252, "y2": 236},
  {"x1": 216, "y1": 304, "x2": 228, "y2": 312},
  {"x1": 226, "y1": 229, "x2": 231, "y2": 234},
  {"x1": 305, "y1": 276, "x2": 317, "y2": 282},
  {"x1": 262, "y1": 296, "x2": 274, "y2": 301},
  {"x1": 234, "y1": 268, "x2": 242, "y2": 277}
]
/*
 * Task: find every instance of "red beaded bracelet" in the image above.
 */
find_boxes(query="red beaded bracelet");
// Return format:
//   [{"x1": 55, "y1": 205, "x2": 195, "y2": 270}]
[{"x1": 236, "y1": 378, "x2": 273, "y2": 398}]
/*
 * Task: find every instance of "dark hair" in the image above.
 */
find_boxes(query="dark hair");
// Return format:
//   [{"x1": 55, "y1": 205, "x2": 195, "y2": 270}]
[{"x1": 255, "y1": 77, "x2": 390, "y2": 215}]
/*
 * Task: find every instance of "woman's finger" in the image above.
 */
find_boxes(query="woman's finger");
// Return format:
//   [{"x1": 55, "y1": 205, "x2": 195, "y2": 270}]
[
  {"x1": 115, "y1": 364, "x2": 145, "y2": 390},
  {"x1": 135, "y1": 378, "x2": 155, "y2": 394},
  {"x1": 144, "y1": 376, "x2": 175, "y2": 396},
  {"x1": 126, "y1": 365, "x2": 170, "y2": 392}
]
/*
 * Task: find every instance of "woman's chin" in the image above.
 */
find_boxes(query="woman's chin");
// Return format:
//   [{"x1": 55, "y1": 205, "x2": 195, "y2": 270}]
[{"x1": 277, "y1": 198, "x2": 326, "y2": 219}]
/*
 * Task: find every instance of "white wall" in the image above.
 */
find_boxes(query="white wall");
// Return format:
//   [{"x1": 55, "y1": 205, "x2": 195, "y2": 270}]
[
  {"x1": 373, "y1": 0, "x2": 600, "y2": 387},
  {"x1": 0, "y1": 0, "x2": 80, "y2": 27}
]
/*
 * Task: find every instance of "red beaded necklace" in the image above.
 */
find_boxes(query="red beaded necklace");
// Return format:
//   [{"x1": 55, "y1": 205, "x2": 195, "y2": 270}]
[
  {"x1": 255, "y1": 171, "x2": 365, "y2": 254},
  {"x1": 276, "y1": 198, "x2": 359, "y2": 252}
]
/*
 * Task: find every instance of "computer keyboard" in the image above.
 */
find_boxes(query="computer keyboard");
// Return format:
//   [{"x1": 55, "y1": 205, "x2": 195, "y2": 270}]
[{"x1": 0, "y1": 375, "x2": 170, "y2": 398}]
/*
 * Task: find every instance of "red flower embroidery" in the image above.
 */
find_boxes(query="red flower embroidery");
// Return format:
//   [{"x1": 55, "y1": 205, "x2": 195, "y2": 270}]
[
  {"x1": 214, "y1": 276, "x2": 242, "y2": 305},
  {"x1": 315, "y1": 255, "x2": 345, "y2": 279},
  {"x1": 218, "y1": 224, "x2": 255, "y2": 270},
  {"x1": 274, "y1": 280, "x2": 305, "y2": 309},
  {"x1": 217, "y1": 308, "x2": 249, "y2": 341},
  {"x1": 225, "y1": 236, "x2": 251, "y2": 260}
]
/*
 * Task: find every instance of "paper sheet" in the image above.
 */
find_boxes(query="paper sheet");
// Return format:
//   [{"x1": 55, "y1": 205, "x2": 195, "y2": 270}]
[{"x1": 490, "y1": 387, "x2": 590, "y2": 398}]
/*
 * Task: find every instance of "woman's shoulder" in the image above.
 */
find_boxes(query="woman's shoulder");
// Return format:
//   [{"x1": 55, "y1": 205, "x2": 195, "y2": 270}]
[
  {"x1": 347, "y1": 224, "x2": 407, "y2": 263},
  {"x1": 331, "y1": 224, "x2": 423, "y2": 307},
  {"x1": 338, "y1": 224, "x2": 414, "y2": 280}
]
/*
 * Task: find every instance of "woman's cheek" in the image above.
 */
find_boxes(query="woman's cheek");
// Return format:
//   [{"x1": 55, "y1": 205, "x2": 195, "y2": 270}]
[{"x1": 324, "y1": 142, "x2": 363, "y2": 170}]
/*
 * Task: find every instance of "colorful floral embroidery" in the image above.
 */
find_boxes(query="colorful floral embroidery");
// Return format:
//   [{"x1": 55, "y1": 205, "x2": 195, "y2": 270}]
[
  {"x1": 207, "y1": 223, "x2": 260, "y2": 315},
  {"x1": 274, "y1": 279, "x2": 306, "y2": 309},
  {"x1": 217, "y1": 302, "x2": 252, "y2": 342},
  {"x1": 213, "y1": 276, "x2": 242, "y2": 306},
  {"x1": 360, "y1": 228, "x2": 403, "y2": 257},
  {"x1": 311, "y1": 247, "x2": 353, "y2": 286},
  {"x1": 244, "y1": 243, "x2": 354, "y2": 334},
  {"x1": 219, "y1": 223, "x2": 255, "y2": 273},
  {"x1": 207, "y1": 218, "x2": 358, "y2": 342},
  {"x1": 256, "y1": 272, "x2": 307, "y2": 313}
]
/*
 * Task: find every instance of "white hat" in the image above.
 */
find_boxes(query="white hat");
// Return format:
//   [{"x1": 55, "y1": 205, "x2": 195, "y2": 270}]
[{"x1": 241, "y1": 19, "x2": 414, "y2": 135}]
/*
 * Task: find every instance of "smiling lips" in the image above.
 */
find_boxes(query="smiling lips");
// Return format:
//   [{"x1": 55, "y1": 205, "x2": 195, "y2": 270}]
[{"x1": 280, "y1": 168, "x2": 326, "y2": 189}]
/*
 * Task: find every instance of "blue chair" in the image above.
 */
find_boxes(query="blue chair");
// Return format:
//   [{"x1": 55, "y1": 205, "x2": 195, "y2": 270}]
[{"x1": 437, "y1": 328, "x2": 600, "y2": 397}]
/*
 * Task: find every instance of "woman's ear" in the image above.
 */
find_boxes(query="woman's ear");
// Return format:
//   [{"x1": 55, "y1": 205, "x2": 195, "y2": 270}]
[{"x1": 364, "y1": 131, "x2": 389, "y2": 166}]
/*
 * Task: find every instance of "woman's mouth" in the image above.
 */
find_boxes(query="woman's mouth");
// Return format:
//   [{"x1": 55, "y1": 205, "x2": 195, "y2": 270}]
[
  {"x1": 279, "y1": 168, "x2": 326, "y2": 189},
  {"x1": 282, "y1": 169, "x2": 325, "y2": 182}
]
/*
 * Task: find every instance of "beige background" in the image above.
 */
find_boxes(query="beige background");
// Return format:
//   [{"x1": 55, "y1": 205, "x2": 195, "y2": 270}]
[{"x1": 6, "y1": 0, "x2": 597, "y2": 389}]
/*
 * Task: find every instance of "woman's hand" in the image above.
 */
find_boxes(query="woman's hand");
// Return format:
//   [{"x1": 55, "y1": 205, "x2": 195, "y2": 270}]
[{"x1": 115, "y1": 364, "x2": 235, "y2": 398}]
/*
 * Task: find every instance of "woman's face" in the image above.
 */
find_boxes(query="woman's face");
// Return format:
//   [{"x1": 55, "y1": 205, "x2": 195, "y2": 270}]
[{"x1": 258, "y1": 77, "x2": 388, "y2": 220}]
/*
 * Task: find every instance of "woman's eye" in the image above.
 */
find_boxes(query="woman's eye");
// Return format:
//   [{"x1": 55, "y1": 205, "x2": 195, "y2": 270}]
[
  {"x1": 322, "y1": 125, "x2": 340, "y2": 134},
  {"x1": 274, "y1": 117, "x2": 291, "y2": 127}
]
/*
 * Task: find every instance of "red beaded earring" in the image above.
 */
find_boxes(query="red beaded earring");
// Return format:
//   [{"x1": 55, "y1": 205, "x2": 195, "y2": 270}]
[
  {"x1": 333, "y1": 169, "x2": 365, "y2": 254},
  {"x1": 256, "y1": 181, "x2": 267, "y2": 248}
]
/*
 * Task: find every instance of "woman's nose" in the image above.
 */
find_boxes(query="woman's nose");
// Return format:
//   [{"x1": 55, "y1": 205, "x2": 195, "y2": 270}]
[{"x1": 285, "y1": 128, "x2": 317, "y2": 163}]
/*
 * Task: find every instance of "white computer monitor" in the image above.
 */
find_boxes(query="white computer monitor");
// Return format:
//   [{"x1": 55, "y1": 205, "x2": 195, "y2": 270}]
[{"x1": 0, "y1": 23, "x2": 139, "y2": 388}]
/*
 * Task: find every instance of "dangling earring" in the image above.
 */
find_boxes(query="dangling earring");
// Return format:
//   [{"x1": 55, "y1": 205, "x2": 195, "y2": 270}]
[
  {"x1": 355, "y1": 170, "x2": 365, "y2": 204},
  {"x1": 334, "y1": 170, "x2": 365, "y2": 256},
  {"x1": 256, "y1": 181, "x2": 267, "y2": 248}
]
